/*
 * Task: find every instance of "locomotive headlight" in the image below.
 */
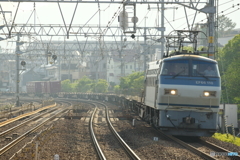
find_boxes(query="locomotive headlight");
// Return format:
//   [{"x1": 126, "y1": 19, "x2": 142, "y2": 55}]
[
  {"x1": 203, "y1": 91, "x2": 216, "y2": 97},
  {"x1": 165, "y1": 89, "x2": 177, "y2": 95},
  {"x1": 204, "y1": 92, "x2": 210, "y2": 97},
  {"x1": 170, "y1": 90, "x2": 176, "y2": 95}
]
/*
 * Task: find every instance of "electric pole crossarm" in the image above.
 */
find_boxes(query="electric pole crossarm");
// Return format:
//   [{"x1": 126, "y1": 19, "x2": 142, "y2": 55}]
[
  {"x1": 0, "y1": 25, "x2": 165, "y2": 38},
  {"x1": 0, "y1": 5, "x2": 10, "y2": 35},
  {"x1": 9, "y1": 2, "x2": 20, "y2": 38},
  {"x1": 177, "y1": 3, "x2": 216, "y2": 14},
  {"x1": 0, "y1": 0, "x2": 208, "y2": 3}
]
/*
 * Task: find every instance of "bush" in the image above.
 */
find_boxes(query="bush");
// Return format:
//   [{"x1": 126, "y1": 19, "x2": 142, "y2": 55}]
[{"x1": 212, "y1": 133, "x2": 240, "y2": 146}]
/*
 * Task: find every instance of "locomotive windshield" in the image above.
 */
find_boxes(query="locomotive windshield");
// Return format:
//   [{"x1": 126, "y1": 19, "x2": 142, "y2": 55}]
[
  {"x1": 192, "y1": 60, "x2": 219, "y2": 77},
  {"x1": 161, "y1": 60, "x2": 189, "y2": 76},
  {"x1": 161, "y1": 59, "x2": 220, "y2": 77}
]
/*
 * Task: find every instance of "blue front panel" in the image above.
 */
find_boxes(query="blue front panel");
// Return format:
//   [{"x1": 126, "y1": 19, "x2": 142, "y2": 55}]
[
  {"x1": 160, "y1": 76, "x2": 220, "y2": 87},
  {"x1": 159, "y1": 110, "x2": 218, "y2": 136}
]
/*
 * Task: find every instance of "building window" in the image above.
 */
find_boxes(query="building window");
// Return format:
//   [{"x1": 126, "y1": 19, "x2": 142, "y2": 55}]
[
  {"x1": 126, "y1": 65, "x2": 128, "y2": 69},
  {"x1": 130, "y1": 65, "x2": 132, "y2": 69},
  {"x1": 103, "y1": 63, "x2": 106, "y2": 69}
]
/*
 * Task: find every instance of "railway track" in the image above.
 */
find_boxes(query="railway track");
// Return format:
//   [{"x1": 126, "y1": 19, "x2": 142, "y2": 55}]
[
  {"x1": 198, "y1": 139, "x2": 240, "y2": 159},
  {"x1": 0, "y1": 102, "x2": 68, "y2": 159},
  {"x1": 88, "y1": 101, "x2": 141, "y2": 160},
  {"x1": 89, "y1": 106, "x2": 106, "y2": 160},
  {"x1": 3, "y1": 98, "x2": 236, "y2": 159},
  {"x1": 0, "y1": 103, "x2": 56, "y2": 128},
  {"x1": 156, "y1": 126, "x2": 240, "y2": 160},
  {"x1": 0, "y1": 104, "x2": 59, "y2": 138},
  {"x1": 61, "y1": 98, "x2": 240, "y2": 160}
]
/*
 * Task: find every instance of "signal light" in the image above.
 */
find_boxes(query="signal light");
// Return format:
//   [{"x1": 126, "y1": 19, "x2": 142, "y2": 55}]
[
  {"x1": 52, "y1": 55, "x2": 57, "y2": 61},
  {"x1": 20, "y1": 61, "x2": 26, "y2": 66},
  {"x1": 131, "y1": 34, "x2": 135, "y2": 39}
]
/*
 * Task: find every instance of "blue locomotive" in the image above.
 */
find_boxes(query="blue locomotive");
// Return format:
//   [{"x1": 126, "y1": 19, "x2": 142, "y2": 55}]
[
  {"x1": 141, "y1": 30, "x2": 221, "y2": 137},
  {"x1": 142, "y1": 54, "x2": 221, "y2": 136}
]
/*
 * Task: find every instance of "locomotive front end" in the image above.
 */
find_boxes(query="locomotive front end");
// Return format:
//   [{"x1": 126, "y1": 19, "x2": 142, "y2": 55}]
[{"x1": 156, "y1": 55, "x2": 221, "y2": 137}]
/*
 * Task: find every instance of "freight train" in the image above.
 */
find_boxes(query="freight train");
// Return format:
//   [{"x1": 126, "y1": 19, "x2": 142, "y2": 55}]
[
  {"x1": 62, "y1": 30, "x2": 221, "y2": 137},
  {"x1": 26, "y1": 81, "x2": 61, "y2": 94},
  {"x1": 58, "y1": 54, "x2": 220, "y2": 137},
  {"x1": 21, "y1": 30, "x2": 222, "y2": 137}
]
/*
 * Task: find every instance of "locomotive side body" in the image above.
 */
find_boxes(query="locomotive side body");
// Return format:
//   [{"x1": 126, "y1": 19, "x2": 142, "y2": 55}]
[{"x1": 143, "y1": 55, "x2": 221, "y2": 137}]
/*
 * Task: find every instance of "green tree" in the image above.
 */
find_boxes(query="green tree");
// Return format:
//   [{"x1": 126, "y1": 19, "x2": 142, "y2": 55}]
[
  {"x1": 119, "y1": 76, "x2": 130, "y2": 94},
  {"x1": 71, "y1": 80, "x2": 78, "y2": 92},
  {"x1": 218, "y1": 34, "x2": 240, "y2": 103},
  {"x1": 218, "y1": 15, "x2": 236, "y2": 37},
  {"x1": 119, "y1": 72, "x2": 144, "y2": 95},
  {"x1": 61, "y1": 79, "x2": 72, "y2": 92},
  {"x1": 75, "y1": 76, "x2": 92, "y2": 92},
  {"x1": 222, "y1": 57, "x2": 240, "y2": 103},
  {"x1": 132, "y1": 76, "x2": 144, "y2": 96},
  {"x1": 114, "y1": 85, "x2": 121, "y2": 94},
  {"x1": 108, "y1": 82, "x2": 116, "y2": 92},
  {"x1": 93, "y1": 79, "x2": 108, "y2": 93}
]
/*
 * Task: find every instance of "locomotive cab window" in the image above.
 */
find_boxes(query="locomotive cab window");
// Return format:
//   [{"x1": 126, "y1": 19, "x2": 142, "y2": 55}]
[
  {"x1": 192, "y1": 61, "x2": 219, "y2": 77},
  {"x1": 161, "y1": 60, "x2": 189, "y2": 76}
]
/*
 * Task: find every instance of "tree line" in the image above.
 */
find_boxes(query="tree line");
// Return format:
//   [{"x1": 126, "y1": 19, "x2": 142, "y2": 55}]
[
  {"x1": 217, "y1": 34, "x2": 240, "y2": 119},
  {"x1": 218, "y1": 34, "x2": 240, "y2": 104},
  {"x1": 61, "y1": 72, "x2": 144, "y2": 95},
  {"x1": 61, "y1": 76, "x2": 108, "y2": 93}
]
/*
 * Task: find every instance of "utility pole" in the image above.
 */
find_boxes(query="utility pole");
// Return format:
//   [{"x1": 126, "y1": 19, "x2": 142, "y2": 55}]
[
  {"x1": 160, "y1": 1, "x2": 165, "y2": 59},
  {"x1": 120, "y1": 34, "x2": 124, "y2": 77},
  {"x1": 208, "y1": 0, "x2": 215, "y2": 59},
  {"x1": 15, "y1": 33, "x2": 26, "y2": 108},
  {"x1": 68, "y1": 59, "x2": 71, "y2": 80},
  {"x1": 46, "y1": 44, "x2": 49, "y2": 65},
  {"x1": 58, "y1": 56, "x2": 61, "y2": 81},
  {"x1": 15, "y1": 33, "x2": 20, "y2": 107},
  {"x1": 143, "y1": 17, "x2": 147, "y2": 73}
]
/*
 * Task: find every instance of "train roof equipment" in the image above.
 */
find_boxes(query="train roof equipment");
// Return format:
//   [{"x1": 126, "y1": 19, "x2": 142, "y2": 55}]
[{"x1": 165, "y1": 30, "x2": 208, "y2": 58}]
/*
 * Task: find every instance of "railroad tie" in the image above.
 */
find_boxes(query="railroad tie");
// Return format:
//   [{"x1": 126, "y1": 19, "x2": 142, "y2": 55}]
[{"x1": 5, "y1": 136, "x2": 12, "y2": 141}]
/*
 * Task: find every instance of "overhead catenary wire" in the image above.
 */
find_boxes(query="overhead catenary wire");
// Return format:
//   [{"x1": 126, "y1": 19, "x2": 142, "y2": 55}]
[
  {"x1": 179, "y1": 5, "x2": 240, "y2": 30},
  {"x1": 1, "y1": 1, "x2": 238, "y2": 55}
]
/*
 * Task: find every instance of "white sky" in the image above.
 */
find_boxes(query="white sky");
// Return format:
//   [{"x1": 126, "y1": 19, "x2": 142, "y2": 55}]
[{"x1": 0, "y1": 0, "x2": 239, "y2": 44}]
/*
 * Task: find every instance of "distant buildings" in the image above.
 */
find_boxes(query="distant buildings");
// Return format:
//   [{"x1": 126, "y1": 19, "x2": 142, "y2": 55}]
[
  {"x1": 218, "y1": 28, "x2": 240, "y2": 46},
  {"x1": 0, "y1": 40, "x2": 164, "y2": 92}
]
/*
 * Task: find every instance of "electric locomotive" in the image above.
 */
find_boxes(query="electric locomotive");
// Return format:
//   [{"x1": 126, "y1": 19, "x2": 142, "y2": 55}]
[{"x1": 141, "y1": 30, "x2": 221, "y2": 137}]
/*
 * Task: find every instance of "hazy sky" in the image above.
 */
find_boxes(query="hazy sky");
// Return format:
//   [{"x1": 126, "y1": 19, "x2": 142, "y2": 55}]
[{"x1": 0, "y1": 0, "x2": 239, "y2": 44}]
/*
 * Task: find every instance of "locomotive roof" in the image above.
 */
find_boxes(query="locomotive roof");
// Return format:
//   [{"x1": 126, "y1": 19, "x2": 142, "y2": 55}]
[{"x1": 163, "y1": 54, "x2": 217, "y2": 63}]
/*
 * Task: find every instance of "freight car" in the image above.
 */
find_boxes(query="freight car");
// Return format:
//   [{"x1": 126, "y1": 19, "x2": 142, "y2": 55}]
[{"x1": 26, "y1": 81, "x2": 61, "y2": 94}]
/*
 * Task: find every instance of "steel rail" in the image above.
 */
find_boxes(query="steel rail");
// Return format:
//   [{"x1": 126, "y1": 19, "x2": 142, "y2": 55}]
[
  {"x1": 85, "y1": 100, "x2": 141, "y2": 160},
  {"x1": 0, "y1": 108, "x2": 67, "y2": 156},
  {"x1": 105, "y1": 105, "x2": 141, "y2": 160},
  {"x1": 0, "y1": 103, "x2": 57, "y2": 128},
  {"x1": 89, "y1": 106, "x2": 107, "y2": 160},
  {"x1": 0, "y1": 106, "x2": 59, "y2": 138},
  {"x1": 55, "y1": 99, "x2": 106, "y2": 159},
  {"x1": 199, "y1": 140, "x2": 240, "y2": 160},
  {"x1": 156, "y1": 130, "x2": 217, "y2": 160}
]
